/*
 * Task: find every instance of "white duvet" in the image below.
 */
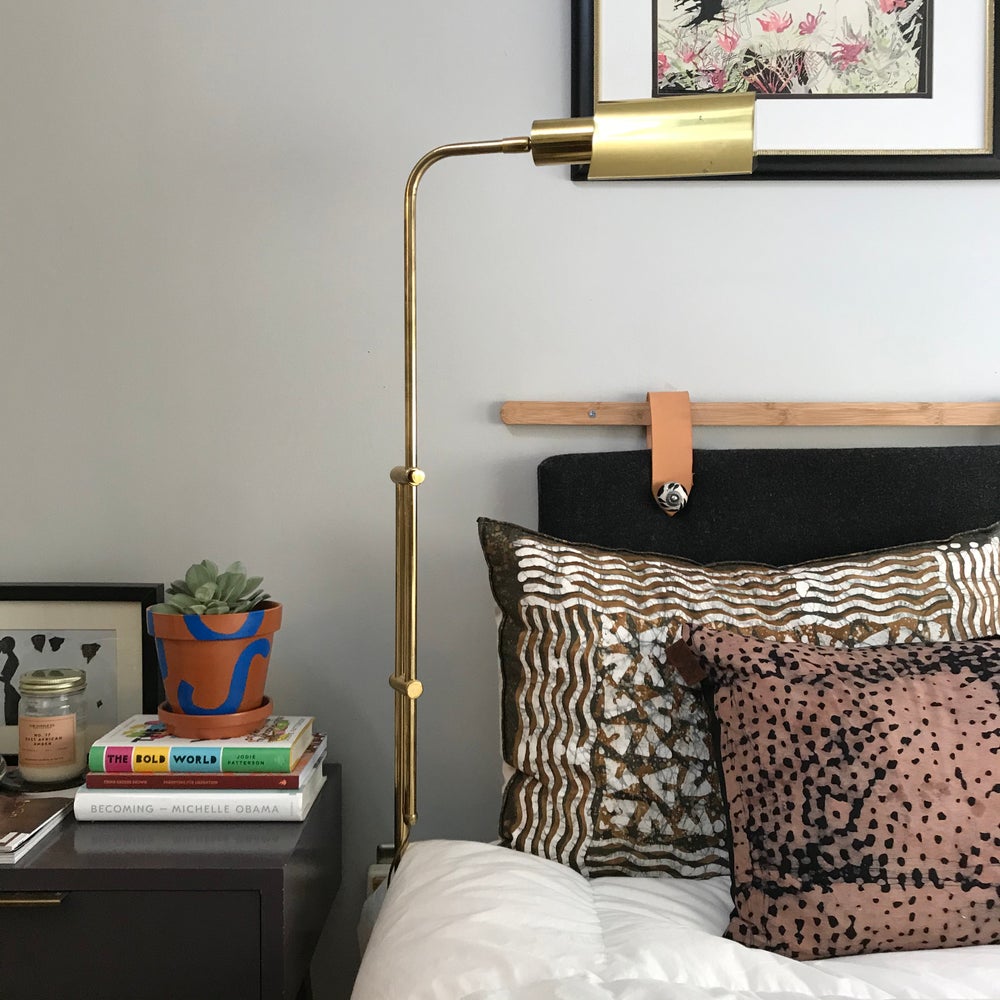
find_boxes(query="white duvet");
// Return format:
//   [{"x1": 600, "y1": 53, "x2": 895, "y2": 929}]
[{"x1": 351, "y1": 840, "x2": 1000, "y2": 1000}]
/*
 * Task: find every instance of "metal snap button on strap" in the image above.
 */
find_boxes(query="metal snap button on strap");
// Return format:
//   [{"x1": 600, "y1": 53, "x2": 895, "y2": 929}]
[{"x1": 656, "y1": 481, "x2": 689, "y2": 513}]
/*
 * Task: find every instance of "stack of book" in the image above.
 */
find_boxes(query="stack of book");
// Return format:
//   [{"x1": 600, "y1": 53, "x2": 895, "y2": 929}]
[
  {"x1": 75, "y1": 714, "x2": 326, "y2": 822},
  {"x1": 1, "y1": 795, "x2": 74, "y2": 863}
]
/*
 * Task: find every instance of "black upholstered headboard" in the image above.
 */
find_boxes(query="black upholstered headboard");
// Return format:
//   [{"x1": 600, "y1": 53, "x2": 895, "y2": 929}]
[{"x1": 538, "y1": 446, "x2": 1000, "y2": 565}]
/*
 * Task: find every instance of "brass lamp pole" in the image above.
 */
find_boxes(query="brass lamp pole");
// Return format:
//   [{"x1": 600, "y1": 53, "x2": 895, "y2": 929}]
[{"x1": 389, "y1": 94, "x2": 756, "y2": 863}]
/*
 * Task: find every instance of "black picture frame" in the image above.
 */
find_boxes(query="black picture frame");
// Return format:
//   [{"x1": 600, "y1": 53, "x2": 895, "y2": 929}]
[
  {"x1": 0, "y1": 583, "x2": 164, "y2": 761},
  {"x1": 572, "y1": 0, "x2": 1000, "y2": 179}
]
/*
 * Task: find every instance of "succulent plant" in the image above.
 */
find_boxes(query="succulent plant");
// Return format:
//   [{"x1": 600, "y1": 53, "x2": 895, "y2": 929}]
[{"x1": 150, "y1": 560, "x2": 271, "y2": 616}]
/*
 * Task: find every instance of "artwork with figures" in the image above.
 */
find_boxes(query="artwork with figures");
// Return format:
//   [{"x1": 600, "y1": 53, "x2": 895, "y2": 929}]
[
  {"x1": 0, "y1": 629, "x2": 117, "y2": 754},
  {"x1": 657, "y1": 0, "x2": 930, "y2": 96}
]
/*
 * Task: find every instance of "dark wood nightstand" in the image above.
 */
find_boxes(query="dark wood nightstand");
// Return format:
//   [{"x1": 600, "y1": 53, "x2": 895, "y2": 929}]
[{"x1": 0, "y1": 764, "x2": 342, "y2": 1000}]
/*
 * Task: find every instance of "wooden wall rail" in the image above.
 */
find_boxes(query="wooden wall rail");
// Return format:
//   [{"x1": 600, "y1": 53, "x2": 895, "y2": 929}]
[{"x1": 500, "y1": 401, "x2": 1000, "y2": 428}]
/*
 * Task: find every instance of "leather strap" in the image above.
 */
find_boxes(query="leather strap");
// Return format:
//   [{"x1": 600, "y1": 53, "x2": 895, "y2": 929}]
[{"x1": 647, "y1": 391, "x2": 693, "y2": 516}]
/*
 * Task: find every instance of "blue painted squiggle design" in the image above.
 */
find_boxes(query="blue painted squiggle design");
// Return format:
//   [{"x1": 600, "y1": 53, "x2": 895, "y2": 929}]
[
  {"x1": 176, "y1": 637, "x2": 271, "y2": 715},
  {"x1": 184, "y1": 610, "x2": 264, "y2": 641},
  {"x1": 155, "y1": 638, "x2": 169, "y2": 680}
]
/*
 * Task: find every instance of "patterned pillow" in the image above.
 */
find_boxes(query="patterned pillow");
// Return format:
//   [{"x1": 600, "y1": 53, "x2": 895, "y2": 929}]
[
  {"x1": 478, "y1": 517, "x2": 1000, "y2": 878},
  {"x1": 683, "y1": 626, "x2": 1000, "y2": 959}
]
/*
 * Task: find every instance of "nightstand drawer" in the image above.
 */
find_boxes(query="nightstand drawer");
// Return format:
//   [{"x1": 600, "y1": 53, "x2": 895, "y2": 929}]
[{"x1": 0, "y1": 889, "x2": 260, "y2": 1000}]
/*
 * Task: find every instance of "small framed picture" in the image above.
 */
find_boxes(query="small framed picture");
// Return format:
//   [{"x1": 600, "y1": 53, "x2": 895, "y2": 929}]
[
  {"x1": 573, "y1": 0, "x2": 1000, "y2": 178},
  {"x1": 0, "y1": 584, "x2": 164, "y2": 759}
]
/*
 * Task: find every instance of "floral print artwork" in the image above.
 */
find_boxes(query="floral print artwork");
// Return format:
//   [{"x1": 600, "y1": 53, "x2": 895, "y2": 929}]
[{"x1": 657, "y1": 0, "x2": 929, "y2": 96}]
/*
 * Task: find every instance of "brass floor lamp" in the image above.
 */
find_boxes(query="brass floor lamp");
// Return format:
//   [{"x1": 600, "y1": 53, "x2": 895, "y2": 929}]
[{"x1": 389, "y1": 94, "x2": 756, "y2": 863}]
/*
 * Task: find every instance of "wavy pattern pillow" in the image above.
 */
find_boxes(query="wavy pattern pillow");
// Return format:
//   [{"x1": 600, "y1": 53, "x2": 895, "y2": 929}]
[
  {"x1": 685, "y1": 626, "x2": 1000, "y2": 959},
  {"x1": 478, "y1": 517, "x2": 1000, "y2": 878}
]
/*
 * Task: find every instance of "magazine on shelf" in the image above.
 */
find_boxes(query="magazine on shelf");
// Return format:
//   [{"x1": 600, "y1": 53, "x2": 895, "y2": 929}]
[{"x1": 0, "y1": 795, "x2": 74, "y2": 864}]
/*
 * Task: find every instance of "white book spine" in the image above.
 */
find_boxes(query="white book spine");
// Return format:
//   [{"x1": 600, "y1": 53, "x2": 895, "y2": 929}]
[{"x1": 73, "y1": 774, "x2": 326, "y2": 822}]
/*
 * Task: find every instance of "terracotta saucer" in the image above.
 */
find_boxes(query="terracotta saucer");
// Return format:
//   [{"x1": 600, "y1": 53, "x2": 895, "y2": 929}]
[{"x1": 158, "y1": 695, "x2": 273, "y2": 739}]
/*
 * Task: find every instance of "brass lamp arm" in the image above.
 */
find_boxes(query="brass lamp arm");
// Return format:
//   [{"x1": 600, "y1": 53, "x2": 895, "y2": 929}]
[
  {"x1": 402, "y1": 137, "x2": 532, "y2": 467},
  {"x1": 392, "y1": 136, "x2": 532, "y2": 866}
]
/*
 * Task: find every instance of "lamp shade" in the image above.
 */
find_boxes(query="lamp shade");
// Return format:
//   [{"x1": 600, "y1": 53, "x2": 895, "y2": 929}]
[{"x1": 530, "y1": 94, "x2": 756, "y2": 179}]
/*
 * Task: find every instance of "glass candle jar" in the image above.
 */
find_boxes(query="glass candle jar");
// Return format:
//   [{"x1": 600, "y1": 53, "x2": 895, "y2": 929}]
[{"x1": 18, "y1": 668, "x2": 88, "y2": 784}]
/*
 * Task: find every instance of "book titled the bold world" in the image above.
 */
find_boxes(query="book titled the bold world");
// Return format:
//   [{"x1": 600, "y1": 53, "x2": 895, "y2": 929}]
[
  {"x1": 87, "y1": 714, "x2": 314, "y2": 774},
  {"x1": 85, "y1": 735, "x2": 327, "y2": 789}
]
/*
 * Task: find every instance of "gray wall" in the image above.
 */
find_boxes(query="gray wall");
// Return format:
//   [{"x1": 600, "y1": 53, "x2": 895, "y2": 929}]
[{"x1": 1, "y1": 3, "x2": 997, "y2": 997}]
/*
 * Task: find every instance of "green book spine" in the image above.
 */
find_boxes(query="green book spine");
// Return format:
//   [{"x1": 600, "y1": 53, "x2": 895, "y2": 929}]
[
  {"x1": 219, "y1": 746, "x2": 297, "y2": 772},
  {"x1": 86, "y1": 715, "x2": 313, "y2": 773}
]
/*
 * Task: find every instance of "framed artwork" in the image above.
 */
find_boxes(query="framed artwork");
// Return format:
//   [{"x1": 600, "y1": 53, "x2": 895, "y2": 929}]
[
  {"x1": 0, "y1": 584, "x2": 164, "y2": 758},
  {"x1": 572, "y1": 0, "x2": 1000, "y2": 178}
]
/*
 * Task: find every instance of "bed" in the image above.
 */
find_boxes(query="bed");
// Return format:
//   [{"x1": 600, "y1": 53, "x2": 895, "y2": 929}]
[{"x1": 353, "y1": 443, "x2": 1000, "y2": 1000}]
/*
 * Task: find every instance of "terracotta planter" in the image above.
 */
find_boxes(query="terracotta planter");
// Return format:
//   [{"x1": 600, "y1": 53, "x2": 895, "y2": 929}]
[{"x1": 146, "y1": 601, "x2": 282, "y2": 737}]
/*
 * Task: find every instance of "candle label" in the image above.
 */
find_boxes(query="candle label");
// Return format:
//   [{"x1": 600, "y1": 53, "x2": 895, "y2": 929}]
[{"x1": 19, "y1": 714, "x2": 77, "y2": 768}]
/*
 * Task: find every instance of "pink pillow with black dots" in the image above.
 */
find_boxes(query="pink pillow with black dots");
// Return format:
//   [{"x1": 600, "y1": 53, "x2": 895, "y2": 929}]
[{"x1": 683, "y1": 626, "x2": 1000, "y2": 960}]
